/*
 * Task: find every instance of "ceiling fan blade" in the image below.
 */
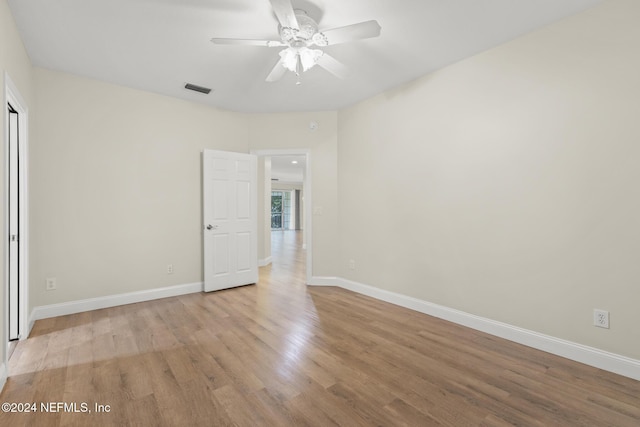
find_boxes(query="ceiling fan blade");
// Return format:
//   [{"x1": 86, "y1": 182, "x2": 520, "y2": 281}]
[
  {"x1": 266, "y1": 58, "x2": 287, "y2": 82},
  {"x1": 317, "y1": 53, "x2": 349, "y2": 79},
  {"x1": 269, "y1": 0, "x2": 299, "y2": 30},
  {"x1": 320, "y1": 20, "x2": 381, "y2": 46},
  {"x1": 211, "y1": 38, "x2": 285, "y2": 47}
]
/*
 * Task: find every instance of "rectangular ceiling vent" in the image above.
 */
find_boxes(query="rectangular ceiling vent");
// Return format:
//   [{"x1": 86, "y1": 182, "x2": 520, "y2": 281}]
[{"x1": 185, "y1": 83, "x2": 212, "y2": 94}]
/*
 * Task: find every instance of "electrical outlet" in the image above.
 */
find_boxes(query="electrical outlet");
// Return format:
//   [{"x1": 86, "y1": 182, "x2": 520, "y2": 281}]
[
  {"x1": 167, "y1": 264, "x2": 174, "y2": 274},
  {"x1": 46, "y1": 277, "x2": 57, "y2": 291},
  {"x1": 348, "y1": 259, "x2": 356, "y2": 270},
  {"x1": 593, "y1": 309, "x2": 609, "y2": 329}
]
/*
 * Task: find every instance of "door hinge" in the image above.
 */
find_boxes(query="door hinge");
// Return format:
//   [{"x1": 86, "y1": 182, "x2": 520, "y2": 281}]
[{"x1": 10, "y1": 234, "x2": 18, "y2": 242}]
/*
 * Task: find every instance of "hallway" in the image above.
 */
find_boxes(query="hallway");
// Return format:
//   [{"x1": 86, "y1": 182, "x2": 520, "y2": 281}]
[{"x1": 266, "y1": 230, "x2": 305, "y2": 281}]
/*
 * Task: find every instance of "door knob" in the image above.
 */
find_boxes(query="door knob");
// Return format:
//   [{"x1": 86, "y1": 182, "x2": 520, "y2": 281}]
[{"x1": 206, "y1": 224, "x2": 218, "y2": 230}]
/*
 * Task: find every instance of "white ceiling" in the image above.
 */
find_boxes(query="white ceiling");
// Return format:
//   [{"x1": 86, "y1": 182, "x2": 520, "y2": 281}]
[{"x1": 8, "y1": 0, "x2": 602, "y2": 113}]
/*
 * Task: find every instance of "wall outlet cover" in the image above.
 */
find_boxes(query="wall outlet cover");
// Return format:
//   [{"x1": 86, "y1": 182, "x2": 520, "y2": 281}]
[{"x1": 593, "y1": 309, "x2": 609, "y2": 329}]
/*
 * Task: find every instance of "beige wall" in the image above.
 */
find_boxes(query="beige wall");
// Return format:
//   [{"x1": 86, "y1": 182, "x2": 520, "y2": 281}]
[
  {"x1": 31, "y1": 68, "x2": 250, "y2": 307},
  {"x1": 337, "y1": 0, "x2": 640, "y2": 359},
  {"x1": 1, "y1": 0, "x2": 34, "y2": 368},
  {"x1": 257, "y1": 156, "x2": 271, "y2": 262},
  {"x1": 30, "y1": 69, "x2": 338, "y2": 308},
  {"x1": 247, "y1": 112, "x2": 338, "y2": 277}
]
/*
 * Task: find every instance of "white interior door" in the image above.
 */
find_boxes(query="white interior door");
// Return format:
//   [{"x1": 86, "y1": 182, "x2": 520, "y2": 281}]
[
  {"x1": 203, "y1": 150, "x2": 258, "y2": 292},
  {"x1": 8, "y1": 104, "x2": 20, "y2": 340}
]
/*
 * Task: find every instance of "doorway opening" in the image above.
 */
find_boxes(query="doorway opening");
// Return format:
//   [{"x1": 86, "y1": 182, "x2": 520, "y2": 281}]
[{"x1": 251, "y1": 149, "x2": 311, "y2": 284}]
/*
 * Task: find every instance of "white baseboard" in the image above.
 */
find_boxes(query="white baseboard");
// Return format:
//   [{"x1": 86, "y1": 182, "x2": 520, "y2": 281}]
[
  {"x1": 308, "y1": 276, "x2": 340, "y2": 286},
  {"x1": 310, "y1": 276, "x2": 640, "y2": 381},
  {"x1": 258, "y1": 256, "x2": 272, "y2": 267},
  {"x1": 0, "y1": 362, "x2": 6, "y2": 393},
  {"x1": 29, "y1": 282, "x2": 203, "y2": 329},
  {"x1": 23, "y1": 276, "x2": 640, "y2": 381}
]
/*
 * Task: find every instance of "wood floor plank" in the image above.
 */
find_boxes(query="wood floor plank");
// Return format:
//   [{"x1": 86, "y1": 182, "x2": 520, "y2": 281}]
[
  {"x1": 247, "y1": 387, "x2": 301, "y2": 426},
  {"x1": 384, "y1": 398, "x2": 440, "y2": 427},
  {"x1": 213, "y1": 384, "x2": 269, "y2": 426},
  {"x1": 1, "y1": 230, "x2": 638, "y2": 426},
  {"x1": 326, "y1": 380, "x2": 399, "y2": 425}
]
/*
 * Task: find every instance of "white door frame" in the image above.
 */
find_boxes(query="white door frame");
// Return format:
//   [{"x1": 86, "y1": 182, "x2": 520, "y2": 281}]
[
  {"x1": 4, "y1": 72, "x2": 30, "y2": 351},
  {"x1": 251, "y1": 149, "x2": 312, "y2": 285}
]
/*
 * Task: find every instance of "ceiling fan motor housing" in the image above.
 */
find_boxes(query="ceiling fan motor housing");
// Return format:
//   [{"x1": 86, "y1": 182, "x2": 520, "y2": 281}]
[{"x1": 279, "y1": 10, "x2": 327, "y2": 47}]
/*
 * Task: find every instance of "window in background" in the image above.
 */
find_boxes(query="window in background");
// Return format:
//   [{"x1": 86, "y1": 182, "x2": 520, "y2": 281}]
[
  {"x1": 271, "y1": 191, "x2": 283, "y2": 229},
  {"x1": 271, "y1": 190, "x2": 293, "y2": 230}
]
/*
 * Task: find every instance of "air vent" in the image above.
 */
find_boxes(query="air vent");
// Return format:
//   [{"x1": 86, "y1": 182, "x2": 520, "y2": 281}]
[{"x1": 184, "y1": 83, "x2": 212, "y2": 94}]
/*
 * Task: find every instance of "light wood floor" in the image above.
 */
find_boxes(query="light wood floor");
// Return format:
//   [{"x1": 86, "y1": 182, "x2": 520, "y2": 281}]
[{"x1": 2, "y1": 230, "x2": 639, "y2": 426}]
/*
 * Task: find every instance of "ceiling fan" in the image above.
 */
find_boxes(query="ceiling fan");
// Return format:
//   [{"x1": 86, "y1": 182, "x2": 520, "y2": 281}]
[{"x1": 211, "y1": 0, "x2": 381, "y2": 84}]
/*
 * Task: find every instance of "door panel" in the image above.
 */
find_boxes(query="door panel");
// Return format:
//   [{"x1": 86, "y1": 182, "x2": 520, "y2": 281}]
[
  {"x1": 213, "y1": 234, "x2": 230, "y2": 275},
  {"x1": 203, "y1": 150, "x2": 258, "y2": 292},
  {"x1": 236, "y1": 181, "x2": 250, "y2": 219},
  {"x1": 236, "y1": 232, "x2": 251, "y2": 271},
  {"x1": 212, "y1": 180, "x2": 228, "y2": 219}
]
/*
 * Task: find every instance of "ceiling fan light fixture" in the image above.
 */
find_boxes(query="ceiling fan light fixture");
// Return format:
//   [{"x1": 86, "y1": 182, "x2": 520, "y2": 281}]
[
  {"x1": 279, "y1": 47, "x2": 323, "y2": 74},
  {"x1": 299, "y1": 48, "x2": 323, "y2": 71},
  {"x1": 279, "y1": 48, "x2": 299, "y2": 73}
]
